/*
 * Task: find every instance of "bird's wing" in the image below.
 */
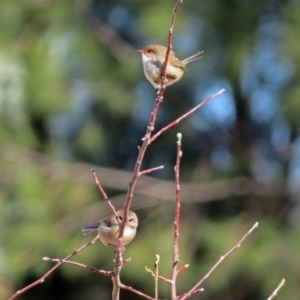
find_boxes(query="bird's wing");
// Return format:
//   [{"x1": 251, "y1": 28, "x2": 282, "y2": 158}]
[{"x1": 81, "y1": 224, "x2": 99, "y2": 235}]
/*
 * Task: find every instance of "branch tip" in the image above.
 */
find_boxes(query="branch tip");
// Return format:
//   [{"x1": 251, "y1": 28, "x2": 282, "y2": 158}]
[
  {"x1": 155, "y1": 254, "x2": 160, "y2": 264},
  {"x1": 177, "y1": 132, "x2": 182, "y2": 138},
  {"x1": 267, "y1": 278, "x2": 286, "y2": 300}
]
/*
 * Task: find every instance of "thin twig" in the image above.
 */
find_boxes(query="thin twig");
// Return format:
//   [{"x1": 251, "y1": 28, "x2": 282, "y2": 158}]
[
  {"x1": 154, "y1": 255, "x2": 160, "y2": 299},
  {"x1": 173, "y1": 133, "x2": 182, "y2": 264},
  {"x1": 177, "y1": 264, "x2": 189, "y2": 273},
  {"x1": 150, "y1": 89, "x2": 225, "y2": 143},
  {"x1": 8, "y1": 236, "x2": 98, "y2": 300},
  {"x1": 120, "y1": 284, "x2": 156, "y2": 300},
  {"x1": 162, "y1": 0, "x2": 184, "y2": 84},
  {"x1": 155, "y1": 0, "x2": 184, "y2": 101},
  {"x1": 158, "y1": 275, "x2": 172, "y2": 285},
  {"x1": 93, "y1": 169, "x2": 127, "y2": 261},
  {"x1": 92, "y1": 169, "x2": 120, "y2": 222},
  {"x1": 266, "y1": 279, "x2": 286, "y2": 300},
  {"x1": 139, "y1": 165, "x2": 164, "y2": 176},
  {"x1": 179, "y1": 222, "x2": 259, "y2": 300},
  {"x1": 43, "y1": 257, "x2": 113, "y2": 276},
  {"x1": 171, "y1": 133, "x2": 183, "y2": 300},
  {"x1": 92, "y1": 169, "x2": 126, "y2": 269}
]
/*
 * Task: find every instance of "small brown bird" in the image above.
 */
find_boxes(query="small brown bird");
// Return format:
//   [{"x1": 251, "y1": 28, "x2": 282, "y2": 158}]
[
  {"x1": 136, "y1": 44, "x2": 202, "y2": 88},
  {"x1": 82, "y1": 210, "x2": 138, "y2": 246}
]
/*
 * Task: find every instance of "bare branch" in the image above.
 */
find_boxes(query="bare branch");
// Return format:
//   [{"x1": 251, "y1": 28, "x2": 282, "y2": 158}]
[
  {"x1": 158, "y1": 275, "x2": 172, "y2": 285},
  {"x1": 43, "y1": 257, "x2": 113, "y2": 276},
  {"x1": 179, "y1": 222, "x2": 259, "y2": 300},
  {"x1": 151, "y1": 89, "x2": 225, "y2": 143},
  {"x1": 156, "y1": 0, "x2": 184, "y2": 99},
  {"x1": 120, "y1": 284, "x2": 156, "y2": 300},
  {"x1": 92, "y1": 169, "x2": 120, "y2": 222},
  {"x1": 170, "y1": 133, "x2": 183, "y2": 300},
  {"x1": 139, "y1": 165, "x2": 164, "y2": 176},
  {"x1": 8, "y1": 236, "x2": 98, "y2": 300},
  {"x1": 145, "y1": 255, "x2": 161, "y2": 299},
  {"x1": 266, "y1": 279, "x2": 286, "y2": 300},
  {"x1": 114, "y1": 1, "x2": 186, "y2": 298}
]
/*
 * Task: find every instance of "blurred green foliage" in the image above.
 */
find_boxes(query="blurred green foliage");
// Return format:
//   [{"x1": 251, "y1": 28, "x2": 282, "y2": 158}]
[{"x1": 1, "y1": 0, "x2": 300, "y2": 299}]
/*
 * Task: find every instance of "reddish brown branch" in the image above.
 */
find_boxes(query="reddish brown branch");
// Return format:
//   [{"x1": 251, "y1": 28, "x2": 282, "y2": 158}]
[
  {"x1": 138, "y1": 165, "x2": 164, "y2": 176},
  {"x1": 92, "y1": 170, "x2": 127, "y2": 262},
  {"x1": 120, "y1": 284, "x2": 156, "y2": 300},
  {"x1": 170, "y1": 133, "x2": 183, "y2": 300},
  {"x1": 113, "y1": 1, "x2": 186, "y2": 299},
  {"x1": 162, "y1": 0, "x2": 183, "y2": 86},
  {"x1": 177, "y1": 264, "x2": 189, "y2": 273},
  {"x1": 8, "y1": 236, "x2": 98, "y2": 300},
  {"x1": 120, "y1": 0, "x2": 185, "y2": 234},
  {"x1": 155, "y1": 0, "x2": 184, "y2": 102},
  {"x1": 173, "y1": 133, "x2": 182, "y2": 264},
  {"x1": 43, "y1": 257, "x2": 113, "y2": 276},
  {"x1": 150, "y1": 89, "x2": 225, "y2": 143},
  {"x1": 92, "y1": 169, "x2": 120, "y2": 223},
  {"x1": 179, "y1": 222, "x2": 259, "y2": 300}
]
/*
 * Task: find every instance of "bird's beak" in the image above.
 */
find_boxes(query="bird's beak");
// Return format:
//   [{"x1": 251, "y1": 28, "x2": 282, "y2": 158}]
[{"x1": 136, "y1": 49, "x2": 144, "y2": 54}]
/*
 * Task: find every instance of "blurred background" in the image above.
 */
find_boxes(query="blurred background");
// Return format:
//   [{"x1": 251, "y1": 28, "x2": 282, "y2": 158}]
[{"x1": 1, "y1": 0, "x2": 300, "y2": 299}]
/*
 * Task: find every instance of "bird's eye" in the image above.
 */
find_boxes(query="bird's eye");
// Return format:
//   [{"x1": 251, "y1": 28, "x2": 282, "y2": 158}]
[{"x1": 118, "y1": 216, "x2": 123, "y2": 221}]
